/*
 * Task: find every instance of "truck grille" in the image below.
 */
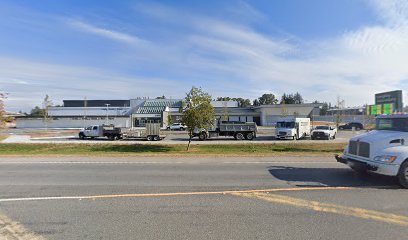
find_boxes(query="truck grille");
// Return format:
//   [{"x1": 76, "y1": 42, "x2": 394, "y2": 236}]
[
  {"x1": 279, "y1": 131, "x2": 287, "y2": 136},
  {"x1": 349, "y1": 140, "x2": 370, "y2": 158},
  {"x1": 313, "y1": 132, "x2": 326, "y2": 137}
]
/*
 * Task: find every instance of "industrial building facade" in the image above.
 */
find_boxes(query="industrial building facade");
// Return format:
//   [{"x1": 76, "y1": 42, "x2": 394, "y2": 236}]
[{"x1": 16, "y1": 98, "x2": 320, "y2": 128}]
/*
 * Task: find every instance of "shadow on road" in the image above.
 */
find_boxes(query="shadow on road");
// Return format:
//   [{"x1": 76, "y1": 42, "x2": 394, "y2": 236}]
[
  {"x1": 268, "y1": 166, "x2": 401, "y2": 189},
  {"x1": 89, "y1": 144, "x2": 174, "y2": 153}
]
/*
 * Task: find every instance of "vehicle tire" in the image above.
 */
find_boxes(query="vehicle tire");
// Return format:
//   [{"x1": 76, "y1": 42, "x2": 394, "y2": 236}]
[
  {"x1": 108, "y1": 135, "x2": 115, "y2": 141},
  {"x1": 398, "y1": 160, "x2": 408, "y2": 188},
  {"x1": 147, "y1": 135, "x2": 153, "y2": 141},
  {"x1": 293, "y1": 135, "x2": 297, "y2": 141},
  {"x1": 311, "y1": 136, "x2": 315, "y2": 140},
  {"x1": 79, "y1": 133, "x2": 85, "y2": 140},
  {"x1": 333, "y1": 134, "x2": 336, "y2": 140},
  {"x1": 180, "y1": 127, "x2": 184, "y2": 131},
  {"x1": 245, "y1": 132, "x2": 254, "y2": 140},
  {"x1": 198, "y1": 132, "x2": 207, "y2": 141},
  {"x1": 235, "y1": 132, "x2": 244, "y2": 140},
  {"x1": 153, "y1": 135, "x2": 160, "y2": 141}
]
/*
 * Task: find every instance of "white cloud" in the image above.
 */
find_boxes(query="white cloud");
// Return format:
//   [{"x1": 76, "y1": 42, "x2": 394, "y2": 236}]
[
  {"x1": 0, "y1": 57, "x2": 181, "y2": 112},
  {"x1": 67, "y1": 20, "x2": 144, "y2": 45}
]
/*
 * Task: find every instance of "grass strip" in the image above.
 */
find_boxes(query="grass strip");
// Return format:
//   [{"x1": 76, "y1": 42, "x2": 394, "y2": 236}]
[{"x1": 0, "y1": 143, "x2": 346, "y2": 156}]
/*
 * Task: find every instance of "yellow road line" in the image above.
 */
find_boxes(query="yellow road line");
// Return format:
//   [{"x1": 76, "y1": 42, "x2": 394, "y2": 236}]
[
  {"x1": 233, "y1": 192, "x2": 408, "y2": 226},
  {"x1": 0, "y1": 186, "x2": 351, "y2": 202},
  {"x1": 0, "y1": 211, "x2": 45, "y2": 240}
]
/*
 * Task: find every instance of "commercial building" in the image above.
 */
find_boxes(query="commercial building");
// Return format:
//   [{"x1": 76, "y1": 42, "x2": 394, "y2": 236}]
[{"x1": 16, "y1": 98, "x2": 321, "y2": 128}]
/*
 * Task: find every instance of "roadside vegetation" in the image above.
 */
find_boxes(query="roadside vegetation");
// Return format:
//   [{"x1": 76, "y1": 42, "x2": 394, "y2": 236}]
[{"x1": 0, "y1": 142, "x2": 346, "y2": 156}]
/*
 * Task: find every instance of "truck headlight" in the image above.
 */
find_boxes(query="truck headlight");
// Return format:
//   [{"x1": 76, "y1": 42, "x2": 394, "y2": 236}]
[{"x1": 373, "y1": 155, "x2": 397, "y2": 163}]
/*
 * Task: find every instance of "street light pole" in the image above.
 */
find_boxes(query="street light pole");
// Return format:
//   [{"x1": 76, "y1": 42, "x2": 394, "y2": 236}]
[{"x1": 105, "y1": 104, "x2": 110, "y2": 125}]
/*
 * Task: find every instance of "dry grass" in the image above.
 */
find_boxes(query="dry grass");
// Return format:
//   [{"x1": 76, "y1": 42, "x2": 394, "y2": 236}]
[{"x1": 0, "y1": 142, "x2": 347, "y2": 156}]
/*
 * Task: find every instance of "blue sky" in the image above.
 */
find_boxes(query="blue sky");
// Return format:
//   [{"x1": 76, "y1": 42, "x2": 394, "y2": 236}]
[{"x1": 1, "y1": 0, "x2": 408, "y2": 112}]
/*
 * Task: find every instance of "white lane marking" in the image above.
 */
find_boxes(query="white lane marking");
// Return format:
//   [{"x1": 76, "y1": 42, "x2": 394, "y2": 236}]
[
  {"x1": 0, "y1": 187, "x2": 351, "y2": 203},
  {"x1": 0, "y1": 161, "x2": 185, "y2": 164},
  {"x1": 0, "y1": 161, "x2": 337, "y2": 165},
  {"x1": 223, "y1": 161, "x2": 336, "y2": 164}
]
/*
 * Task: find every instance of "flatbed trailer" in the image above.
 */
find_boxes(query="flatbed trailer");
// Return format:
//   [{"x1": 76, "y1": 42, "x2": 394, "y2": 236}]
[{"x1": 79, "y1": 123, "x2": 165, "y2": 141}]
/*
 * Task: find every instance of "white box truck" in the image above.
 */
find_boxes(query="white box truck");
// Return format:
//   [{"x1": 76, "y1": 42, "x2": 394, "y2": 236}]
[{"x1": 275, "y1": 117, "x2": 311, "y2": 140}]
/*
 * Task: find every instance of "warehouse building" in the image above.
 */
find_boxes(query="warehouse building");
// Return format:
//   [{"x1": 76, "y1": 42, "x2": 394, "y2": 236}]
[{"x1": 16, "y1": 98, "x2": 320, "y2": 128}]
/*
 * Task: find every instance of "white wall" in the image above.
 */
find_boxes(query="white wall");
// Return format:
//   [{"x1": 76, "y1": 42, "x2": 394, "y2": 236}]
[
  {"x1": 16, "y1": 117, "x2": 130, "y2": 128},
  {"x1": 48, "y1": 107, "x2": 131, "y2": 117},
  {"x1": 211, "y1": 101, "x2": 239, "y2": 108}
]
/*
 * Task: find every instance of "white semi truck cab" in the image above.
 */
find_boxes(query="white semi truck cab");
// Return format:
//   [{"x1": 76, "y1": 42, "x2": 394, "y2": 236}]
[
  {"x1": 275, "y1": 117, "x2": 311, "y2": 140},
  {"x1": 336, "y1": 114, "x2": 408, "y2": 188}
]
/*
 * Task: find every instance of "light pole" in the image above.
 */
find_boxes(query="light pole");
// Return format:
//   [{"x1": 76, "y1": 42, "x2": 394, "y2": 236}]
[{"x1": 105, "y1": 104, "x2": 110, "y2": 125}]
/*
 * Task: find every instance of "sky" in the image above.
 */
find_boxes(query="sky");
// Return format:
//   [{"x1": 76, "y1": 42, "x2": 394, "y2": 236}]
[{"x1": 1, "y1": 0, "x2": 408, "y2": 112}]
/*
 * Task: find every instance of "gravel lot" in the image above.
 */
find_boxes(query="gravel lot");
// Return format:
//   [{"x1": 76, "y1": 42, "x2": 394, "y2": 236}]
[{"x1": 1, "y1": 128, "x2": 362, "y2": 145}]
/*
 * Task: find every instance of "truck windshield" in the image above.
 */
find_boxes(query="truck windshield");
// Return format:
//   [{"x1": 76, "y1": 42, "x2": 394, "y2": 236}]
[
  {"x1": 376, "y1": 118, "x2": 408, "y2": 132},
  {"x1": 276, "y1": 122, "x2": 295, "y2": 128}
]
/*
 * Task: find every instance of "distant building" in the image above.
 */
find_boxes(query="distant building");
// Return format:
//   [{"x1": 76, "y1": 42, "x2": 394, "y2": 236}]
[{"x1": 16, "y1": 98, "x2": 322, "y2": 128}]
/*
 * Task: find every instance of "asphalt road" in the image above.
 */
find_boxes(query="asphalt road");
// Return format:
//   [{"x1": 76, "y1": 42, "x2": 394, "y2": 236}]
[{"x1": 0, "y1": 156, "x2": 407, "y2": 240}]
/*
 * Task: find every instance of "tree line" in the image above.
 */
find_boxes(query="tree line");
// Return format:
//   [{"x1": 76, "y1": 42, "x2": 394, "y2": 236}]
[{"x1": 217, "y1": 92, "x2": 305, "y2": 107}]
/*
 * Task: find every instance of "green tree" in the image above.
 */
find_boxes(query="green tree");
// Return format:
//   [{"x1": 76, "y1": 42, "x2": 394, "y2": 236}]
[
  {"x1": 0, "y1": 92, "x2": 8, "y2": 127},
  {"x1": 30, "y1": 106, "x2": 45, "y2": 117},
  {"x1": 216, "y1": 97, "x2": 251, "y2": 107},
  {"x1": 42, "y1": 94, "x2": 53, "y2": 123},
  {"x1": 281, "y1": 92, "x2": 304, "y2": 104},
  {"x1": 258, "y1": 93, "x2": 278, "y2": 105},
  {"x1": 232, "y1": 98, "x2": 251, "y2": 107},
  {"x1": 216, "y1": 97, "x2": 231, "y2": 101},
  {"x1": 167, "y1": 114, "x2": 173, "y2": 126},
  {"x1": 182, "y1": 87, "x2": 215, "y2": 150},
  {"x1": 253, "y1": 99, "x2": 260, "y2": 106}
]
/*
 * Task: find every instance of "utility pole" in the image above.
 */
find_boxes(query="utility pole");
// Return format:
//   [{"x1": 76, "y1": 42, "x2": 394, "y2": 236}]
[
  {"x1": 83, "y1": 96, "x2": 87, "y2": 128},
  {"x1": 105, "y1": 103, "x2": 110, "y2": 125}
]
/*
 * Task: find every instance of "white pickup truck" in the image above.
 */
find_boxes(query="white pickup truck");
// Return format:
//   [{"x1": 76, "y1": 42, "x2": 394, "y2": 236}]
[
  {"x1": 336, "y1": 114, "x2": 408, "y2": 188},
  {"x1": 311, "y1": 126, "x2": 337, "y2": 140}
]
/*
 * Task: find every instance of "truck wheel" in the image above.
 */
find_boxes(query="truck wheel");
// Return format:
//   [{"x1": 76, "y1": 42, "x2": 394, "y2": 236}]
[
  {"x1": 235, "y1": 132, "x2": 244, "y2": 140},
  {"x1": 147, "y1": 135, "x2": 153, "y2": 141},
  {"x1": 108, "y1": 135, "x2": 115, "y2": 141},
  {"x1": 79, "y1": 133, "x2": 85, "y2": 140},
  {"x1": 198, "y1": 132, "x2": 207, "y2": 141},
  {"x1": 153, "y1": 135, "x2": 160, "y2": 141},
  {"x1": 333, "y1": 134, "x2": 336, "y2": 140},
  {"x1": 398, "y1": 160, "x2": 408, "y2": 188},
  {"x1": 180, "y1": 127, "x2": 184, "y2": 131},
  {"x1": 245, "y1": 132, "x2": 254, "y2": 140}
]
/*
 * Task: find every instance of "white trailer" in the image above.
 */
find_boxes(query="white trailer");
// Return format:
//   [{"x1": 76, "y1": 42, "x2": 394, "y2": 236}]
[
  {"x1": 79, "y1": 123, "x2": 164, "y2": 141},
  {"x1": 275, "y1": 117, "x2": 311, "y2": 140}
]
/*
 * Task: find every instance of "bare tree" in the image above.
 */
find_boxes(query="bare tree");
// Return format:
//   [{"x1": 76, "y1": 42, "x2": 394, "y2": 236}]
[{"x1": 0, "y1": 92, "x2": 8, "y2": 127}]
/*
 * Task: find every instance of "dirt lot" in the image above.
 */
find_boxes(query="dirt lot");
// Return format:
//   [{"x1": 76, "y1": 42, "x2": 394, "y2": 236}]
[{"x1": 1, "y1": 127, "x2": 362, "y2": 145}]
